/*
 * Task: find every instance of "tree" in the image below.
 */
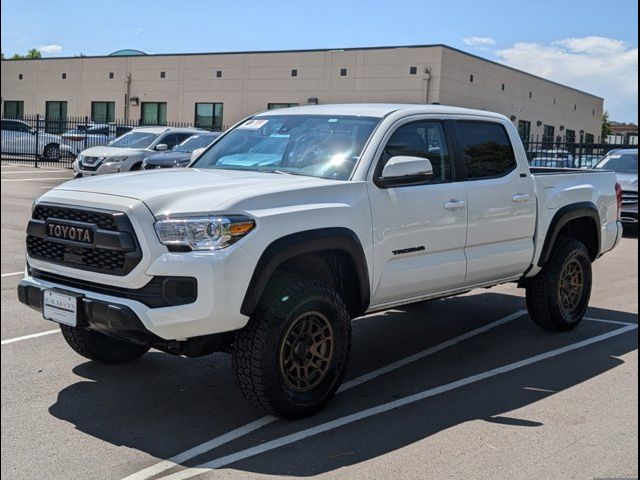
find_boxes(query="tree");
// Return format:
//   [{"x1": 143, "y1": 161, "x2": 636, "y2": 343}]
[
  {"x1": 26, "y1": 48, "x2": 42, "y2": 59},
  {"x1": 7, "y1": 48, "x2": 42, "y2": 60},
  {"x1": 601, "y1": 111, "x2": 612, "y2": 140}
]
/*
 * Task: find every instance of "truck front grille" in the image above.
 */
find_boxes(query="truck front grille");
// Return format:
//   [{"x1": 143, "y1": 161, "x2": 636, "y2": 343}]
[{"x1": 27, "y1": 204, "x2": 141, "y2": 276}]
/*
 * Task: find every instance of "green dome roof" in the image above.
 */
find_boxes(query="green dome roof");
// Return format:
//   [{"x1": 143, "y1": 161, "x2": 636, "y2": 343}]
[{"x1": 109, "y1": 49, "x2": 148, "y2": 56}]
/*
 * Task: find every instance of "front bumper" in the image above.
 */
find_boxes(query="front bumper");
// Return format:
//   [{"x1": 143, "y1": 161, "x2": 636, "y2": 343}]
[
  {"x1": 18, "y1": 280, "x2": 161, "y2": 344},
  {"x1": 21, "y1": 245, "x2": 253, "y2": 340}
]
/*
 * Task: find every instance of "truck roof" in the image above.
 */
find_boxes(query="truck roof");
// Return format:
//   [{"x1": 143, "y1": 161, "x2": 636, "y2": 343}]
[{"x1": 257, "y1": 103, "x2": 508, "y2": 120}]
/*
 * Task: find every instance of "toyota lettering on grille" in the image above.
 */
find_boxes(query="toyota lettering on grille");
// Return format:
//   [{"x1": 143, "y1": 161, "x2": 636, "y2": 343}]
[{"x1": 46, "y1": 222, "x2": 94, "y2": 245}]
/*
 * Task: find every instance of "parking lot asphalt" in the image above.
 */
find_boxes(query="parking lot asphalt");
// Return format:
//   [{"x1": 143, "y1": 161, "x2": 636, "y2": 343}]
[{"x1": 1, "y1": 162, "x2": 637, "y2": 480}]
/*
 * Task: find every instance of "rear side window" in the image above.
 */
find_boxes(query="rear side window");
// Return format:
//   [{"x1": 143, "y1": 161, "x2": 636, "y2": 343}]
[{"x1": 456, "y1": 122, "x2": 516, "y2": 179}]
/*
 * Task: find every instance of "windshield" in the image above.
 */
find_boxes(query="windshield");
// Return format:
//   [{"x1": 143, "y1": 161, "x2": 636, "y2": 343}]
[
  {"x1": 192, "y1": 115, "x2": 380, "y2": 180},
  {"x1": 596, "y1": 152, "x2": 638, "y2": 174},
  {"x1": 109, "y1": 131, "x2": 160, "y2": 149},
  {"x1": 174, "y1": 134, "x2": 218, "y2": 152}
]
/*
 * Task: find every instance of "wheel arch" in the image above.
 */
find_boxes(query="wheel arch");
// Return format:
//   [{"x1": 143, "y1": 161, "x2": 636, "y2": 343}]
[
  {"x1": 538, "y1": 201, "x2": 601, "y2": 267},
  {"x1": 240, "y1": 227, "x2": 370, "y2": 318}
]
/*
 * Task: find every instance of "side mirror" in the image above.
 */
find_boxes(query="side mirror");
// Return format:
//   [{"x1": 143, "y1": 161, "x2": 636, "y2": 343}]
[
  {"x1": 378, "y1": 156, "x2": 434, "y2": 186},
  {"x1": 155, "y1": 143, "x2": 169, "y2": 151},
  {"x1": 190, "y1": 147, "x2": 205, "y2": 161}
]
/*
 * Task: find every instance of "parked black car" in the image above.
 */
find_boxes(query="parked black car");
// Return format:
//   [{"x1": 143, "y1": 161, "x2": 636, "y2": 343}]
[{"x1": 142, "y1": 132, "x2": 220, "y2": 169}]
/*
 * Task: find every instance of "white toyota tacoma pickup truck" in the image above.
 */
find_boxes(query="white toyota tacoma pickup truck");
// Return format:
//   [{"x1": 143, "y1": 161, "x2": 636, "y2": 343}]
[{"x1": 18, "y1": 104, "x2": 623, "y2": 418}]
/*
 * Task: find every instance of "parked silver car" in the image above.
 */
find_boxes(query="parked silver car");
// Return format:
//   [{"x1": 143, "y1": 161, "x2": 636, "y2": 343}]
[
  {"x1": 596, "y1": 149, "x2": 638, "y2": 225},
  {"x1": 1, "y1": 119, "x2": 72, "y2": 160},
  {"x1": 73, "y1": 126, "x2": 204, "y2": 177},
  {"x1": 62, "y1": 123, "x2": 134, "y2": 155}
]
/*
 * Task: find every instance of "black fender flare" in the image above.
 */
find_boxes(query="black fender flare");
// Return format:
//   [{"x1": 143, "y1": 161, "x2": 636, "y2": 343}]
[
  {"x1": 538, "y1": 201, "x2": 601, "y2": 267},
  {"x1": 240, "y1": 227, "x2": 370, "y2": 317}
]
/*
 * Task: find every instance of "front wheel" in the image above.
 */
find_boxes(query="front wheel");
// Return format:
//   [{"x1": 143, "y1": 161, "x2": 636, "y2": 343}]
[
  {"x1": 526, "y1": 238, "x2": 592, "y2": 331},
  {"x1": 232, "y1": 277, "x2": 351, "y2": 418},
  {"x1": 60, "y1": 325, "x2": 150, "y2": 363}
]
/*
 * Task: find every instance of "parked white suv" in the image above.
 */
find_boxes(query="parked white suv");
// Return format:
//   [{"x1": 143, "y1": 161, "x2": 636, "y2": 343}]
[
  {"x1": 61, "y1": 123, "x2": 134, "y2": 156},
  {"x1": 72, "y1": 126, "x2": 203, "y2": 176},
  {"x1": 19, "y1": 104, "x2": 623, "y2": 418}
]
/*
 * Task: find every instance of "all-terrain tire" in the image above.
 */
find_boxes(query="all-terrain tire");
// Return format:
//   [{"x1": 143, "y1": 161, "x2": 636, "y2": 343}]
[
  {"x1": 526, "y1": 238, "x2": 592, "y2": 331},
  {"x1": 60, "y1": 325, "x2": 150, "y2": 363},
  {"x1": 232, "y1": 276, "x2": 351, "y2": 418}
]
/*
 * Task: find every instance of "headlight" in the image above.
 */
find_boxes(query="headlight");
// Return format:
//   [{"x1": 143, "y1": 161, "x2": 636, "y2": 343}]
[
  {"x1": 105, "y1": 156, "x2": 128, "y2": 163},
  {"x1": 77, "y1": 154, "x2": 84, "y2": 163},
  {"x1": 154, "y1": 216, "x2": 255, "y2": 251}
]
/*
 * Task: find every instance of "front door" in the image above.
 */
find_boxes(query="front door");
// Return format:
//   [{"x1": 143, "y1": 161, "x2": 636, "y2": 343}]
[{"x1": 368, "y1": 119, "x2": 468, "y2": 307}]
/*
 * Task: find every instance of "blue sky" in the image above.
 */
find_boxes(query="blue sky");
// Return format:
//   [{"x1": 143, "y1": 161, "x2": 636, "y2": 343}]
[{"x1": 2, "y1": 0, "x2": 638, "y2": 122}]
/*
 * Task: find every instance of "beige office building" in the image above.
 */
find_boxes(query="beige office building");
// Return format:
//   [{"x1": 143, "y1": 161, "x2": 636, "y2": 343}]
[{"x1": 0, "y1": 44, "x2": 603, "y2": 142}]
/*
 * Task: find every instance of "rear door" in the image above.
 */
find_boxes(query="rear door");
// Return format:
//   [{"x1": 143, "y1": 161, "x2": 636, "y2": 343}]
[
  {"x1": 453, "y1": 120, "x2": 536, "y2": 285},
  {"x1": 368, "y1": 118, "x2": 468, "y2": 306}
]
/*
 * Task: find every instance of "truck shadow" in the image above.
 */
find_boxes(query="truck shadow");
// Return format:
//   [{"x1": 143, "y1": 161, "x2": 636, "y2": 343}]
[{"x1": 48, "y1": 292, "x2": 637, "y2": 477}]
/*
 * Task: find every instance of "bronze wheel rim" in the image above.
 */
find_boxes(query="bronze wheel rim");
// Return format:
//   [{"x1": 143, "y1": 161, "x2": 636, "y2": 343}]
[
  {"x1": 558, "y1": 259, "x2": 584, "y2": 314},
  {"x1": 279, "y1": 311, "x2": 334, "y2": 392}
]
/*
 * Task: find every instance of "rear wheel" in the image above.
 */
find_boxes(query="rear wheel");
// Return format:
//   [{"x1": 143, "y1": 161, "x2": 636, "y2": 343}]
[
  {"x1": 42, "y1": 143, "x2": 60, "y2": 161},
  {"x1": 60, "y1": 325, "x2": 150, "y2": 363},
  {"x1": 232, "y1": 276, "x2": 351, "y2": 418},
  {"x1": 526, "y1": 238, "x2": 592, "y2": 331}
]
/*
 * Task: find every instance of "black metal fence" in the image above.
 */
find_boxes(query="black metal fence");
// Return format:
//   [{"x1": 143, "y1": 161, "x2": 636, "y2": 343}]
[
  {"x1": 523, "y1": 135, "x2": 636, "y2": 169},
  {"x1": 1, "y1": 114, "x2": 637, "y2": 170},
  {"x1": 0, "y1": 114, "x2": 227, "y2": 168}
]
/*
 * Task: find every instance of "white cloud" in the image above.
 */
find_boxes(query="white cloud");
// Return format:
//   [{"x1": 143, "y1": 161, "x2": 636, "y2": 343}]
[
  {"x1": 463, "y1": 37, "x2": 496, "y2": 47},
  {"x1": 36, "y1": 44, "x2": 63, "y2": 54},
  {"x1": 495, "y1": 36, "x2": 638, "y2": 123}
]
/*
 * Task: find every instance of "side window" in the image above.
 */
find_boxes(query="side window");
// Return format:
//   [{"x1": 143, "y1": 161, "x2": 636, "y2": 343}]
[
  {"x1": 2, "y1": 120, "x2": 20, "y2": 132},
  {"x1": 456, "y1": 122, "x2": 516, "y2": 180},
  {"x1": 380, "y1": 121, "x2": 452, "y2": 183},
  {"x1": 159, "y1": 133, "x2": 179, "y2": 149},
  {"x1": 174, "y1": 133, "x2": 194, "y2": 145}
]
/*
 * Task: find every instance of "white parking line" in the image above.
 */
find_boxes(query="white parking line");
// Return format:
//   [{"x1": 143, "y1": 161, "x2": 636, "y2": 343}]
[
  {"x1": 1, "y1": 170, "x2": 70, "y2": 175},
  {"x1": 1, "y1": 271, "x2": 23, "y2": 277},
  {"x1": 122, "y1": 310, "x2": 527, "y2": 480},
  {"x1": 1, "y1": 177, "x2": 72, "y2": 182},
  {"x1": 161, "y1": 322, "x2": 638, "y2": 480},
  {"x1": 1, "y1": 329, "x2": 60, "y2": 346}
]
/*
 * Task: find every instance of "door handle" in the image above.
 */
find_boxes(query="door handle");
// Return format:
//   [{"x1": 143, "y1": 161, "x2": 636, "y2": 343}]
[
  {"x1": 443, "y1": 199, "x2": 466, "y2": 211},
  {"x1": 512, "y1": 193, "x2": 531, "y2": 203}
]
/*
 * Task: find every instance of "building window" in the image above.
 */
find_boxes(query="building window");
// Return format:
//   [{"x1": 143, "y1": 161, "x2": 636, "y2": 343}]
[
  {"x1": 553, "y1": 98, "x2": 557, "y2": 104},
  {"x1": 518, "y1": 120, "x2": 531, "y2": 141},
  {"x1": 160, "y1": 71, "x2": 166, "y2": 78},
  {"x1": 501, "y1": 83, "x2": 505, "y2": 91},
  {"x1": 456, "y1": 122, "x2": 517, "y2": 180},
  {"x1": 194, "y1": 102, "x2": 223, "y2": 130},
  {"x1": 91, "y1": 101, "x2": 116, "y2": 123},
  {"x1": 216, "y1": 70, "x2": 223, "y2": 78},
  {"x1": 585, "y1": 133, "x2": 595, "y2": 143},
  {"x1": 574, "y1": 104, "x2": 577, "y2": 110},
  {"x1": 469, "y1": 74, "x2": 474, "y2": 83},
  {"x1": 592, "y1": 109, "x2": 596, "y2": 116},
  {"x1": 409, "y1": 66, "x2": 417, "y2": 75},
  {"x1": 291, "y1": 69, "x2": 298, "y2": 77},
  {"x1": 45, "y1": 101, "x2": 68, "y2": 134},
  {"x1": 18, "y1": 73, "x2": 23, "y2": 80},
  {"x1": 61, "y1": 73, "x2": 67, "y2": 79},
  {"x1": 542, "y1": 125, "x2": 555, "y2": 145},
  {"x1": 565, "y1": 129, "x2": 576, "y2": 143},
  {"x1": 140, "y1": 102, "x2": 167, "y2": 125},
  {"x1": 267, "y1": 103, "x2": 299, "y2": 110},
  {"x1": 340, "y1": 68, "x2": 347, "y2": 77},
  {"x1": 529, "y1": 91, "x2": 533, "y2": 98},
  {"x1": 3, "y1": 100, "x2": 24, "y2": 119},
  {"x1": 109, "y1": 72, "x2": 114, "y2": 79}
]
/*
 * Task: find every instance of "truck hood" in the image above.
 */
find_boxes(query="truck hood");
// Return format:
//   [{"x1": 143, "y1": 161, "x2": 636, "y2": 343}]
[
  {"x1": 615, "y1": 172, "x2": 638, "y2": 192},
  {"x1": 80, "y1": 146, "x2": 148, "y2": 157},
  {"x1": 50, "y1": 168, "x2": 346, "y2": 217}
]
